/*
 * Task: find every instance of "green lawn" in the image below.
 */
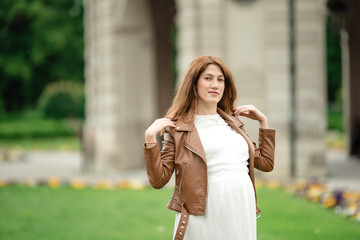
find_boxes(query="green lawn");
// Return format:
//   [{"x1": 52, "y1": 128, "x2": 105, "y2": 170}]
[
  {"x1": 0, "y1": 186, "x2": 358, "y2": 240},
  {"x1": 256, "y1": 188, "x2": 359, "y2": 240}
]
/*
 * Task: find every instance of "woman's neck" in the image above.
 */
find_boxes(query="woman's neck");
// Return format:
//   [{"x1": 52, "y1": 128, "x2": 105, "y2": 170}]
[{"x1": 196, "y1": 102, "x2": 218, "y2": 115}]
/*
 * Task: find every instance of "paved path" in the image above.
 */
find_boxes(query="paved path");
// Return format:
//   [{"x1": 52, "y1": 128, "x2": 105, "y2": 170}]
[
  {"x1": 0, "y1": 149, "x2": 359, "y2": 190},
  {"x1": 0, "y1": 150, "x2": 148, "y2": 183},
  {"x1": 325, "y1": 150, "x2": 360, "y2": 191}
]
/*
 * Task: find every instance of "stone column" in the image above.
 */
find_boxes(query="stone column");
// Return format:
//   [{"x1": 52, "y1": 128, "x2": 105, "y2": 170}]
[
  {"x1": 262, "y1": 0, "x2": 327, "y2": 179},
  {"x1": 84, "y1": 0, "x2": 157, "y2": 174},
  {"x1": 84, "y1": 0, "x2": 123, "y2": 174},
  {"x1": 261, "y1": 0, "x2": 292, "y2": 180},
  {"x1": 176, "y1": 0, "x2": 226, "y2": 80},
  {"x1": 295, "y1": 0, "x2": 327, "y2": 177}
]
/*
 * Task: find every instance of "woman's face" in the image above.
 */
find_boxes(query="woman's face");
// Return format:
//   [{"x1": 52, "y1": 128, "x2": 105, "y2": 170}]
[{"x1": 196, "y1": 64, "x2": 225, "y2": 108}]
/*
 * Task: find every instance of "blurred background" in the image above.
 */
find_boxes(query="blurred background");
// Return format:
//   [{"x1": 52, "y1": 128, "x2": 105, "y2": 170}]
[
  {"x1": 1, "y1": 0, "x2": 359, "y2": 183},
  {"x1": 0, "y1": 0, "x2": 359, "y2": 239}
]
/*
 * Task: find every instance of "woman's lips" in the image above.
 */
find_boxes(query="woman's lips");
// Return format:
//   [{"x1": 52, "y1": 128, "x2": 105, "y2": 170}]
[{"x1": 208, "y1": 91, "x2": 219, "y2": 95}]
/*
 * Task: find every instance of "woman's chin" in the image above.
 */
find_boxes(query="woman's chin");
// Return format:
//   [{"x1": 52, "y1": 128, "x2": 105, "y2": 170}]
[{"x1": 207, "y1": 101, "x2": 221, "y2": 107}]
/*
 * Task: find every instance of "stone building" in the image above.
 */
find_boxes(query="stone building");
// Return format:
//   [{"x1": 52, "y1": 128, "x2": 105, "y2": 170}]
[{"x1": 82, "y1": 0, "x2": 360, "y2": 180}]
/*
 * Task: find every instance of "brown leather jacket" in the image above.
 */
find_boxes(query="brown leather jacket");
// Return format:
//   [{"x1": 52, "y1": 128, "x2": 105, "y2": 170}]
[{"x1": 144, "y1": 108, "x2": 275, "y2": 240}]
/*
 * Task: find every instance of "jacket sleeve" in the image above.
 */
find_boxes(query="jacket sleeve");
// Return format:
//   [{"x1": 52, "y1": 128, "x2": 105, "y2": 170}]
[
  {"x1": 143, "y1": 130, "x2": 175, "y2": 189},
  {"x1": 253, "y1": 128, "x2": 276, "y2": 172}
]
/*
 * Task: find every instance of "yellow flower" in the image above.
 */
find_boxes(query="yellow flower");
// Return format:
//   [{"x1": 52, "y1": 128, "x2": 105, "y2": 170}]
[
  {"x1": 48, "y1": 177, "x2": 60, "y2": 188},
  {"x1": 255, "y1": 180, "x2": 264, "y2": 189},
  {"x1": 94, "y1": 180, "x2": 113, "y2": 190},
  {"x1": 0, "y1": 178, "x2": 7, "y2": 187},
  {"x1": 129, "y1": 180, "x2": 146, "y2": 190},
  {"x1": 323, "y1": 195, "x2": 336, "y2": 208},
  {"x1": 116, "y1": 180, "x2": 132, "y2": 189},
  {"x1": 267, "y1": 181, "x2": 280, "y2": 189},
  {"x1": 355, "y1": 211, "x2": 360, "y2": 222},
  {"x1": 70, "y1": 179, "x2": 87, "y2": 189}
]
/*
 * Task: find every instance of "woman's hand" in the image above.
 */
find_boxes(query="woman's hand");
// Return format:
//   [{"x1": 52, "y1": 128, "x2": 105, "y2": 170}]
[
  {"x1": 145, "y1": 118, "x2": 176, "y2": 143},
  {"x1": 233, "y1": 105, "x2": 269, "y2": 129}
]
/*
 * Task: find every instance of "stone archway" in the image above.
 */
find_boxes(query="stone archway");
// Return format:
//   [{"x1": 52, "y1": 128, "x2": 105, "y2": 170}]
[
  {"x1": 83, "y1": 0, "x2": 175, "y2": 173},
  {"x1": 327, "y1": 0, "x2": 360, "y2": 157},
  {"x1": 114, "y1": 0, "x2": 158, "y2": 170}
]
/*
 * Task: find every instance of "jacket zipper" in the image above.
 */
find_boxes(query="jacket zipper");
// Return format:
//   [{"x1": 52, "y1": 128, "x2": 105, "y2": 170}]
[
  {"x1": 183, "y1": 145, "x2": 205, "y2": 162},
  {"x1": 183, "y1": 144, "x2": 208, "y2": 202},
  {"x1": 178, "y1": 163, "x2": 187, "y2": 195}
]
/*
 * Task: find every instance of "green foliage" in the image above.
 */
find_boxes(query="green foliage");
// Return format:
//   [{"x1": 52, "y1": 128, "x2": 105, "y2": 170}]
[
  {"x1": 0, "y1": 109, "x2": 75, "y2": 139},
  {"x1": 326, "y1": 16, "x2": 342, "y2": 105},
  {"x1": 328, "y1": 110, "x2": 344, "y2": 132},
  {"x1": 0, "y1": 0, "x2": 84, "y2": 112},
  {"x1": 38, "y1": 81, "x2": 84, "y2": 120},
  {"x1": 43, "y1": 92, "x2": 76, "y2": 119},
  {"x1": 326, "y1": 16, "x2": 343, "y2": 132}
]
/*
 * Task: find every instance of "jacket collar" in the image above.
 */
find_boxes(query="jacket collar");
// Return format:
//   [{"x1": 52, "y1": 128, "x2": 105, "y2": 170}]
[
  {"x1": 217, "y1": 107, "x2": 244, "y2": 128},
  {"x1": 174, "y1": 107, "x2": 244, "y2": 132}
]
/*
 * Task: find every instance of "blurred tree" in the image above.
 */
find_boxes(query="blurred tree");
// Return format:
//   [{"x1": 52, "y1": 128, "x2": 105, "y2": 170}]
[
  {"x1": 38, "y1": 80, "x2": 84, "y2": 140},
  {"x1": 326, "y1": 16, "x2": 342, "y2": 109},
  {"x1": 38, "y1": 80, "x2": 84, "y2": 120},
  {"x1": 0, "y1": 0, "x2": 84, "y2": 113},
  {"x1": 326, "y1": 16, "x2": 344, "y2": 132}
]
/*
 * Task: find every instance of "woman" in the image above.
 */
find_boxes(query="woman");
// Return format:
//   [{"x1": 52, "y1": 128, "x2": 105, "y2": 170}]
[{"x1": 144, "y1": 55, "x2": 275, "y2": 240}]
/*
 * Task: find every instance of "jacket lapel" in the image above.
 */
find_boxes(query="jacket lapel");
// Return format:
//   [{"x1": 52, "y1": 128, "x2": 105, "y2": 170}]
[
  {"x1": 174, "y1": 108, "x2": 255, "y2": 164},
  {"x1": 184, "y1": 128, "x2": 206, "y2": 162},
  {"x1": 175, "y1": 118, "x2": 206, "y2": 162}
]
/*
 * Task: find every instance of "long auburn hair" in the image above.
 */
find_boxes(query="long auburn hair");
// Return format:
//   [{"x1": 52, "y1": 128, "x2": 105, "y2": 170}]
[{"x1": 165, "y1": 55, "x2": 237, "y2": 121}]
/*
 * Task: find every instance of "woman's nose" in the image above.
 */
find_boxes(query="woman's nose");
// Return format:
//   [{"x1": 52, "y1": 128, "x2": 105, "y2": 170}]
[{"x1": 211, "y1": 80, "x2": 219, "y2": 88}]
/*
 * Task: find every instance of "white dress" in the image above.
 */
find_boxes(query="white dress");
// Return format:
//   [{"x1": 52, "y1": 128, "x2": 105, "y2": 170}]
[{"x1": 173, "y1": 113, "x2": 257, "y2": 240}]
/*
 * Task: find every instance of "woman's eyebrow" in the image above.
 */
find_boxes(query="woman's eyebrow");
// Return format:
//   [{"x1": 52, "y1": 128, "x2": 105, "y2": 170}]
[{"x1": 203, "y1": 73, "x2": 224, "y2": 77}]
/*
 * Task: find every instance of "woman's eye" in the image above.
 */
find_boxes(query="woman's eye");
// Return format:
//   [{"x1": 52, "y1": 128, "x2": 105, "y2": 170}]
[
  {"x1": 205, "y1": 77, "x2": 211, "y2": 80},
  {"x1": 218, "y1": 78, "x2": 224, "y2": 82}
]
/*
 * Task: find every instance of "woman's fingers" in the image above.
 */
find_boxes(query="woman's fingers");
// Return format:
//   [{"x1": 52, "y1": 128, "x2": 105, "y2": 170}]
[
  {"x1": 158, "y1": 118, "x2": 176, "y2": 128},
  {"x1": 145, "y1": 118, "x2": 176, "y2": 141},
  {"x1": 153, "y1": 118, "x2": 176, "y2": 132},
  {"x1": 234, "y1": 105, "x2": 253, "y2": 116},
  {"x1": 234, "y1": 105, "x2": 266, "y2": 121}
]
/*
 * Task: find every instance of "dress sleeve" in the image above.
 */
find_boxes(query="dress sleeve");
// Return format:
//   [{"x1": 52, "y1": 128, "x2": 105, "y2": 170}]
[{"x1": 143, "y1": 130, "x2": 176, "y2": 189}]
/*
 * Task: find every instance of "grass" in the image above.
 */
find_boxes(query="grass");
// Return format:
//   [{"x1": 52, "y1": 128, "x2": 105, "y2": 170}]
[
  {"x1": 0, "y1": 186, "x2": 358, "y2": 240},
  {"x1": 256, "y1": 187, "x2": 359, "y2": 240},
  {"x1": 0, "y1": 186, "x2": 174, "y2": 240}
]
